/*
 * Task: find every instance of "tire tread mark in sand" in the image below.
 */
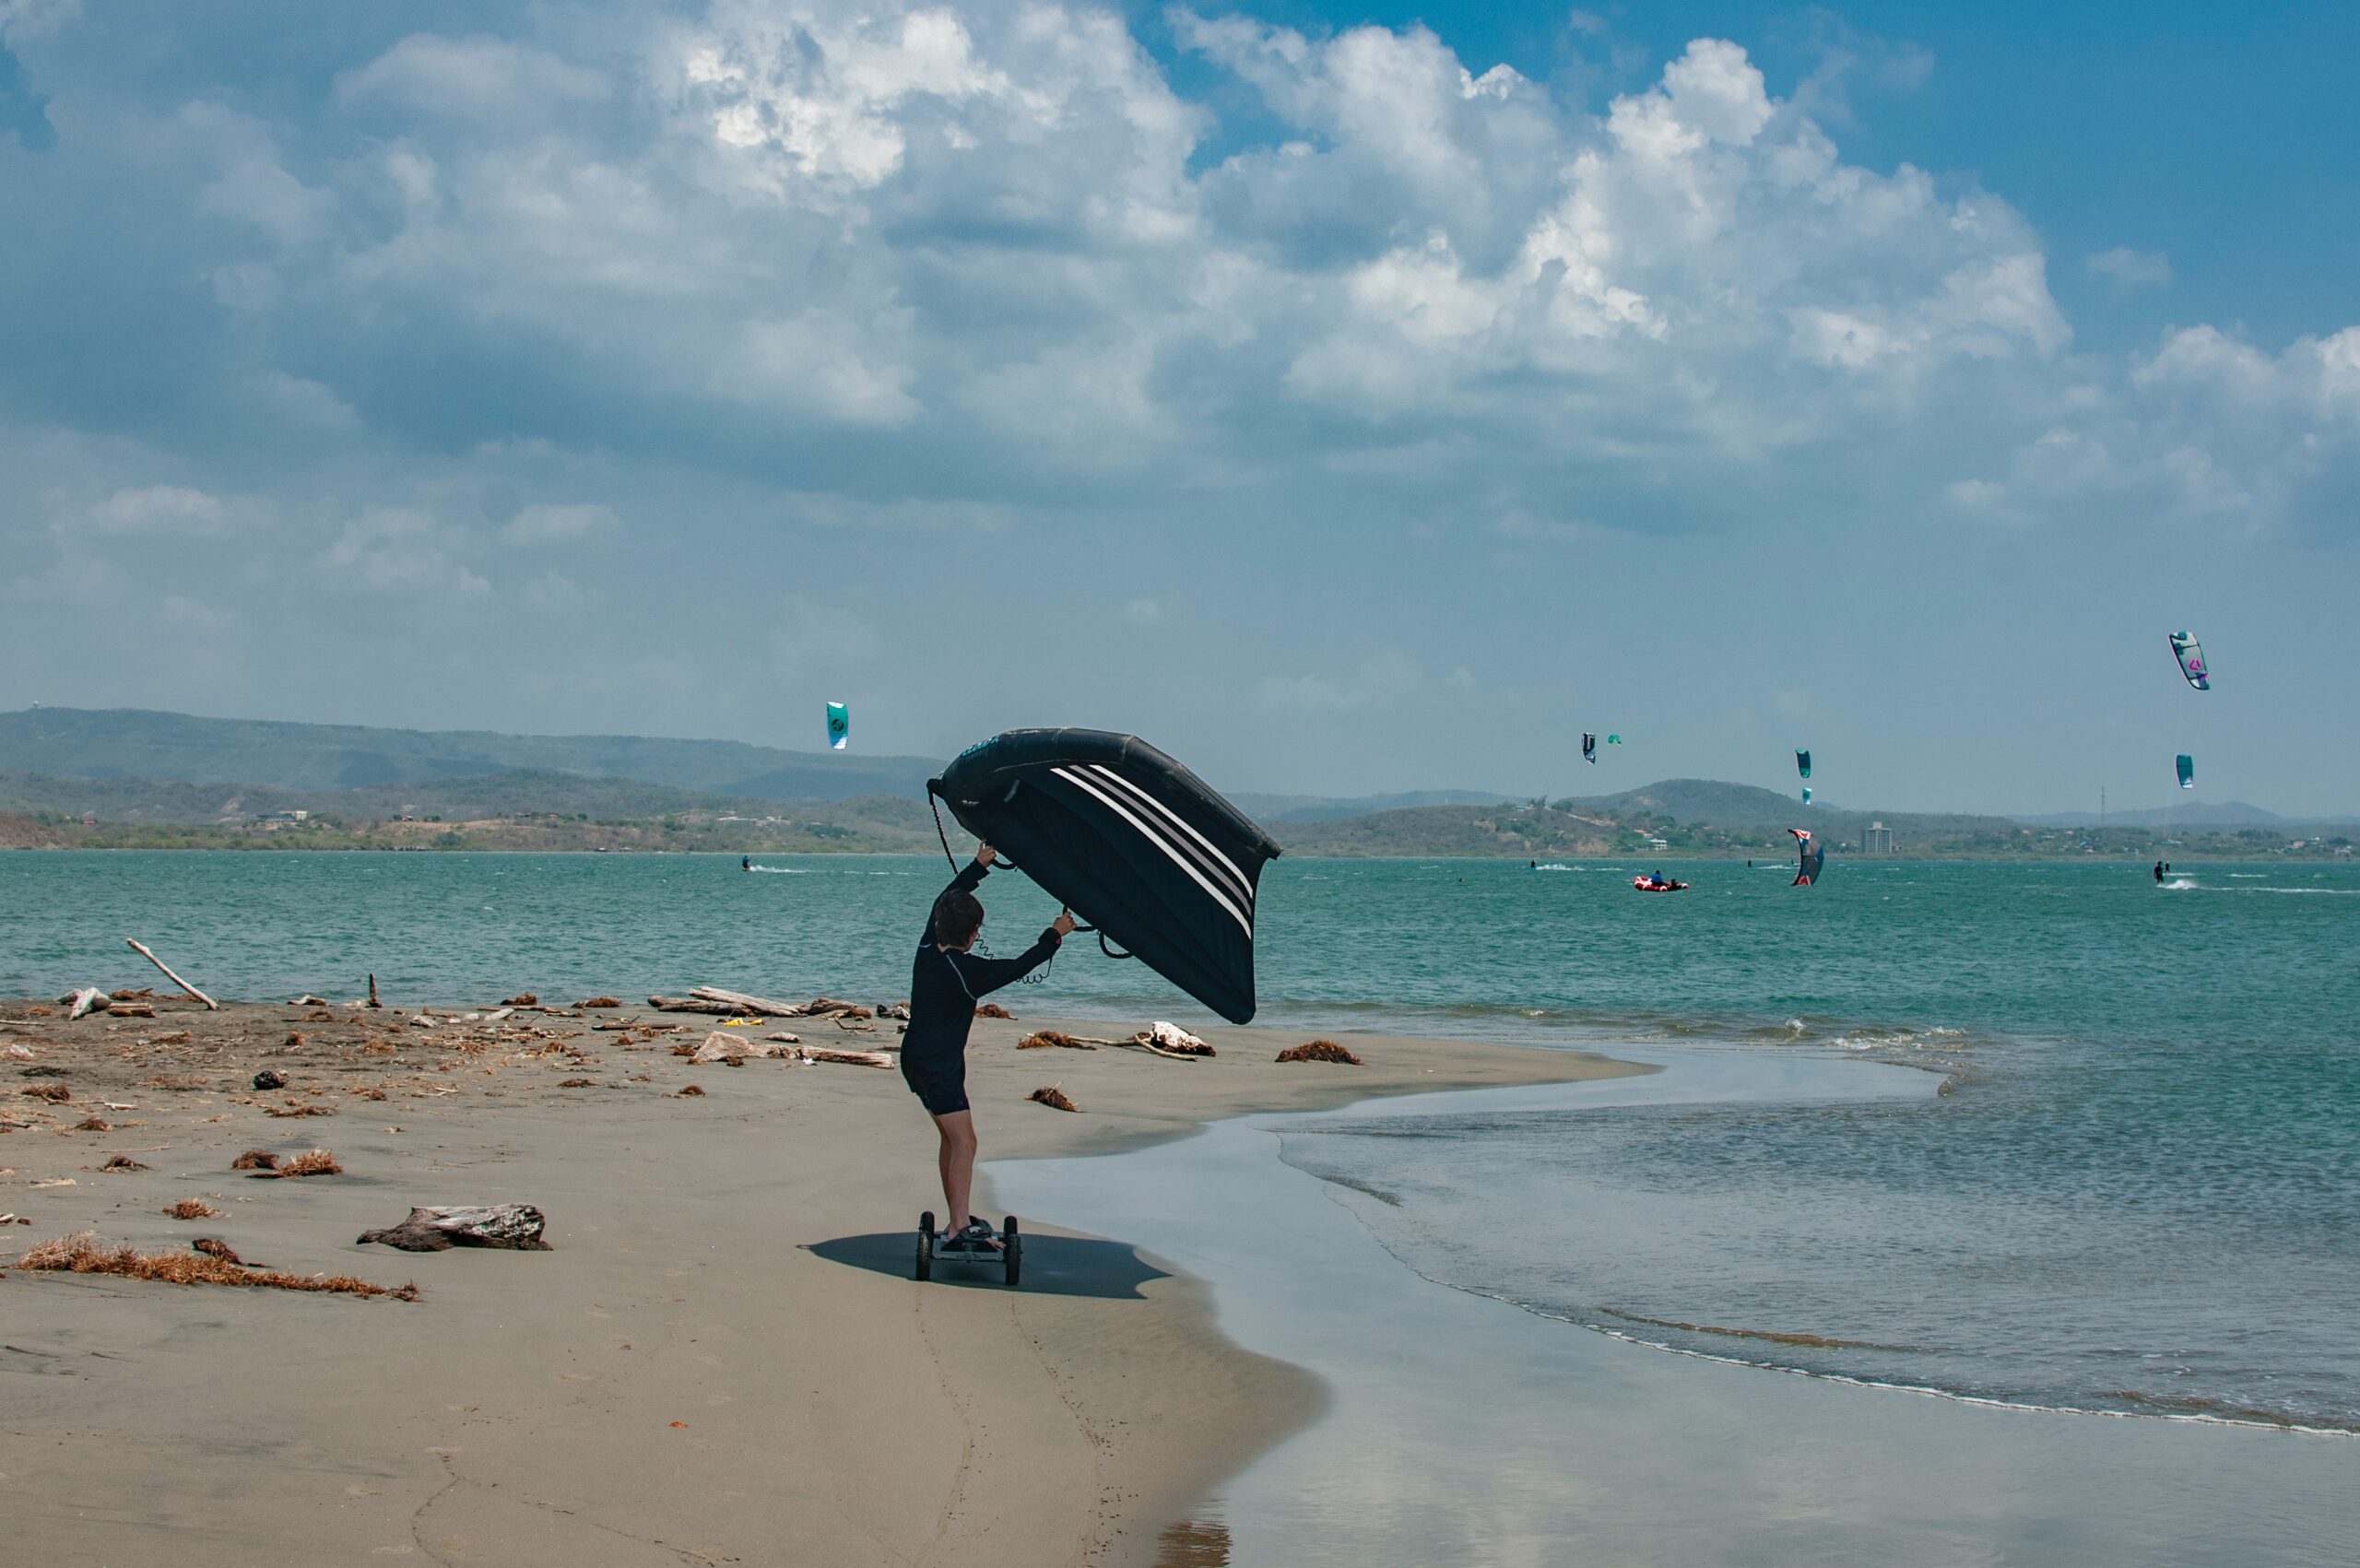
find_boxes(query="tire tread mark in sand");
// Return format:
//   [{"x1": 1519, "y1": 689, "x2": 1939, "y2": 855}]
[
  {"x1": 410, "y1": 1447, "x2": 736, "y2": 1564},
  {"x1": 910, "y1": 1288, "x2": 979, "y2": 1568},
  {"x1": 1008, "y1": 1292, "x2": 1105, "y2": 1566}
]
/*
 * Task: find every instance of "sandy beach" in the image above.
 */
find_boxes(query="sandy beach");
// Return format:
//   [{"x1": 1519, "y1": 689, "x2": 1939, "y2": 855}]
[{"x1": 0, "y1": 993, "x2": 1644, "y2": 1565}]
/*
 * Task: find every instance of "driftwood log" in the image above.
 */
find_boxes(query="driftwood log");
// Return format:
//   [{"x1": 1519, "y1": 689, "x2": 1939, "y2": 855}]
[
  {"x1": 63, "y1": 986, "x2": 109, "y2": 1020},
  {"x1": 687, "y1": 986, "x2": 806, "y2": 1016},
  {"x1": 798, "y1": 1045, "x2": 893, "y2": 1068},
  {"x1": 692, "y1": 1031, "x2": 799, "y2": 1064},
  {"x1": 648, "y1": 996, "x2": 748, "y2": 1016},
  {"x1": 126, "y1": 939, "x2": 218, "y2": 1009},
  {"x1": 358, "y1": 1204, "x2": 551, "y2": 1253}
]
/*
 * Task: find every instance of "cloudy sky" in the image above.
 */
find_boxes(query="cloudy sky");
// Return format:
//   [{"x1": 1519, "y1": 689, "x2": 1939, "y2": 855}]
[{"x1": 3, "y1": 1, "x2": 2354, "y2": 813}]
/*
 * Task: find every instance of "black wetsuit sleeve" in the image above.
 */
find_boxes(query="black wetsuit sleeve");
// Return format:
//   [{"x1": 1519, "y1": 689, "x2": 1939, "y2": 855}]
[
  {"x1": 942, "y1": 930, "x2": 1062, "y2": 997},
  {"x1": 923, "y1": 858, "x2": 991, "y2": 945}
]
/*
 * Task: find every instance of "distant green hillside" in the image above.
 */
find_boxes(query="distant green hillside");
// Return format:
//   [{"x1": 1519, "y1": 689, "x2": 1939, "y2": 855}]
[
  {"x1": 0, "y1": 768, "x2": 818, "y2": 825},
  {"x1": 0, "y1": 767, "x2": 960, "y2": 854},
  {"x1": 1269, "y1": 781, "x2": 2346, "y2": 860},
  {"x1": 0, "y1": 707, "x2": 941, "y2": 800},
  {"x1": 1553, "y1": 778, "x2": 2022, "y2": 841}
]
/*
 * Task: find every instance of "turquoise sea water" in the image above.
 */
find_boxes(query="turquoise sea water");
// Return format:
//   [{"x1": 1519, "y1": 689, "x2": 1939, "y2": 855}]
[{"x1": 5, "y1": 850, "x2": 2356, "y2": 1428}]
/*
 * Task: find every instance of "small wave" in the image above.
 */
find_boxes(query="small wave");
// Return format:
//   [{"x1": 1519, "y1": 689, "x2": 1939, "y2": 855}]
[
  {"x1": 2230, "y1": 873, "x2": 2264, "y2": 878},
  {"x1": 1398, "y1": 1274, "x2": 2360, "y2": 1437},
  {"x1": 2161, "y1": 878, "x2": 2199, "y2": 890},
  {"x1": 1598, "y1": 1306, "x2": 1924, "y2": 1352},
  {"x1": 2097, "y1": 1389, "x2": 2360, "y2": 1433},
  {"x1": 745, "y1": 865, "x2": 808, "y2": 874},
  {"x1": 1531, "y1": 863, "x2": 1575, "y2": 872},
  {"x1": 1316, "y1": 1172, "x2": 1404, "y2": 1208},
  {"x1": 2236, "y1": 886, "x2": 2359, "y2": 896}
]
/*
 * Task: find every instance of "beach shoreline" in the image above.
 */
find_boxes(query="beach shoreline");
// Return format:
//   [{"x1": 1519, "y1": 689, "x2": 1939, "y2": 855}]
[
  {"x1": 0, "y1": 995, "x2": 1645, "y2": 1565},
  {"x1": 998, "y1": 1048, "x2": 2360, "y2": 1566}
]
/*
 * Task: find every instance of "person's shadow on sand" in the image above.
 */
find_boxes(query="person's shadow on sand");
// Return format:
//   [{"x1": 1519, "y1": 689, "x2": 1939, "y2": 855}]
[{"x1": 805, "y1": 1232, "x2": 1170, "y2": 1299}]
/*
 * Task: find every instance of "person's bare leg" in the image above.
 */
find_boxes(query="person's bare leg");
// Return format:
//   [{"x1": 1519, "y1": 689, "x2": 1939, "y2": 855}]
[{"x1": 934, "y1": 1110, "x2": 985, "y2": 1239}]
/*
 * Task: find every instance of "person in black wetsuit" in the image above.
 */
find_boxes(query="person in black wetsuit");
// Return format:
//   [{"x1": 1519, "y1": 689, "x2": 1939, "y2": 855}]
[{"x1": 905, "y1": 844, "x2": 1075, "y2": 1252}]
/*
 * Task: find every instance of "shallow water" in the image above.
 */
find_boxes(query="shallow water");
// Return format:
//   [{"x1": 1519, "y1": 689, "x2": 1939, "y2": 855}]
[
  {"x1": 997, "y1": 1059, "x2": 2360, "y2": 1568},
  {"x1": 5, "y1": 851, "x2": 2355, "y2": 1426}
]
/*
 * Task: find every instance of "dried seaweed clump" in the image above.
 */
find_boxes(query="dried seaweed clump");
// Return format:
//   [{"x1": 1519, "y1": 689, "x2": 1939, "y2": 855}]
[
  {"x1": 502, "y1": 994, "x2": 539, "y2": 1007},
  {"x1": 557, "y1": 1078, "x2": 596, "y2": 1088},
  {"x1": 73, "y1": 1115, "x2": 112, "y2": 1133},
  {"x1": 1018, "y1": 1031, "x2": 1101, "y2": 1051},
  {"x1": 164, "y1": 1198, "x2": 224, "y2": 1220},
  {"x1": 230, "y1": 1149, "x2": 278, "y2": 1171},
  {"x1": 974, "y1": 1003, "x2": 1016, "y2": 1020},
  {"x1": 577, "y1": 996, "x2": 621, "y2": 1009},
  {"x1": 265, "y1": 1102, "x2": 335, "y2": 1118},
  {"x1": 19, "y1": 1082, "x2": 70, "y2": 1102},
  {"x1": 677, "y1": 1083, "x2": 706, "y2": 1098},
  {"x1": 277, "y1": 1149, "x2": 342, "y2": 1178},
  {"x1": 100, "y1": 1155, "x2": 149, "y2": 1172},
  {"x1": 1028, "y1": 1085, "x2": 1081, "y2": 1113},
  {"x1": 15, "y1": 1232, "x2": 417, "y2": 1301},
  {"x1": 1275, "y1": 1041, "x2": 1364, "y2": 1066}
]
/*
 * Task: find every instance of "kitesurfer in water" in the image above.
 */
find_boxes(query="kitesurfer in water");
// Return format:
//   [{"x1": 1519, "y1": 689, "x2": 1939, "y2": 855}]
[
  {"x1": 2154, "y1": 860, "x2": 2165, "y2": 882},
  {"x1": 742, "y1": 855, "x2": 751, "y2": 872},
  {"x1": 904, "y1": 844, "x2": 1076, "y2": 1251}
]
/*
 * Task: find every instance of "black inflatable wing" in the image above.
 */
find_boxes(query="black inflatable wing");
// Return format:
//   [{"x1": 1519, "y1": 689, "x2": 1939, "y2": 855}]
[{"x1": 929, "y1": 729, "x2": 1281, "y2": 1023}]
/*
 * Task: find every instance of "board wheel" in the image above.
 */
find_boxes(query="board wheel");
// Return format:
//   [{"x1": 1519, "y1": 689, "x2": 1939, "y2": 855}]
[
  {"x1": 915, "y1": 1211, "x2": 935, "y2": 1282},
  {"x1": 1002, "y1": 1216, "x2": 1021, "y2": 1289}
]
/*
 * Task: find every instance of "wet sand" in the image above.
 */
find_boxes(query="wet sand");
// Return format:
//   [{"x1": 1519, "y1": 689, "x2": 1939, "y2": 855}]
[{"x1": 0, "y1": 996, "x2": 1644, "y2": 1565}]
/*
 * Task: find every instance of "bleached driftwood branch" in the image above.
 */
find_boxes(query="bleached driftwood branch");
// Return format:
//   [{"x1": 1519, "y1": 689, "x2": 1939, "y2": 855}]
[
  {"x1": 126, "y1": 939, "x2": 218, "y2": 1009},
  {"x1": 687, "y1": 985, "x2": 807, "y2": 1015}
]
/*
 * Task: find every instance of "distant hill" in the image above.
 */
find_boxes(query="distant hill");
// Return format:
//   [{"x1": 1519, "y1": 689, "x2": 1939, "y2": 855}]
[
  {"x1": 0, "y1": 809, "x2": 65, "y2": 849},
  {"x1": 0, "y1": 708, "x2": 940, "y2": 801},
  {"x1": 1267, "y1": 779, "x2": 2249, "y2": 859},
  {"x1": 2016, "y1": 801, "x2": 2360, "y2": 831},
  {"x1": 1231, "y1": 788, "x2": 1516, "y2": 823},
  {"x1": 0, "y1": 768, "x2": 959, "y2": 854},
  {"x1": 1551, "y1": 778, "x2": 2022, "y2": 841},
  {"x1": 0, "y1": 768, "x2": 858, "y2": 825}
]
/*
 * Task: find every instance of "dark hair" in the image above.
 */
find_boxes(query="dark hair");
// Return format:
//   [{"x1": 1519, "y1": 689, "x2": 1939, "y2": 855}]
[{"x1": 931, "y1": 890, "x2": 984, "y2": 947}]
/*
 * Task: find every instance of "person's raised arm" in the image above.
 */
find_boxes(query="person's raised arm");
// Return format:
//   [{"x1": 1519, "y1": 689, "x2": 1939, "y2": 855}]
[
  {"x1": 922, "y1": 843, "x2": 995, "y2": 945},
  {"x1": 948, "y1": 909, "x2": 1078, "y2": 995}
]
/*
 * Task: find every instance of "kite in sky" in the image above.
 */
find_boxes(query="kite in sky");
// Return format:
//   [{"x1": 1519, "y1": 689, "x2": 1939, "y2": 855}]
[
  {"x1": 1789, "y1": 828, "x2": 1824, "y2": 887},
  {"x1": 2177, "y1": 754, "x2": 2195, "y2": 790},
  {"x1": 2168, "y1": 632, "x2": 2211, "y2": 690},
  {"x1": 1582, "y1": 733, "x2": 1597, "y2": 764},
  {"x1": 826, "y1": 701, "x2": 850, "y2": 750}
]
